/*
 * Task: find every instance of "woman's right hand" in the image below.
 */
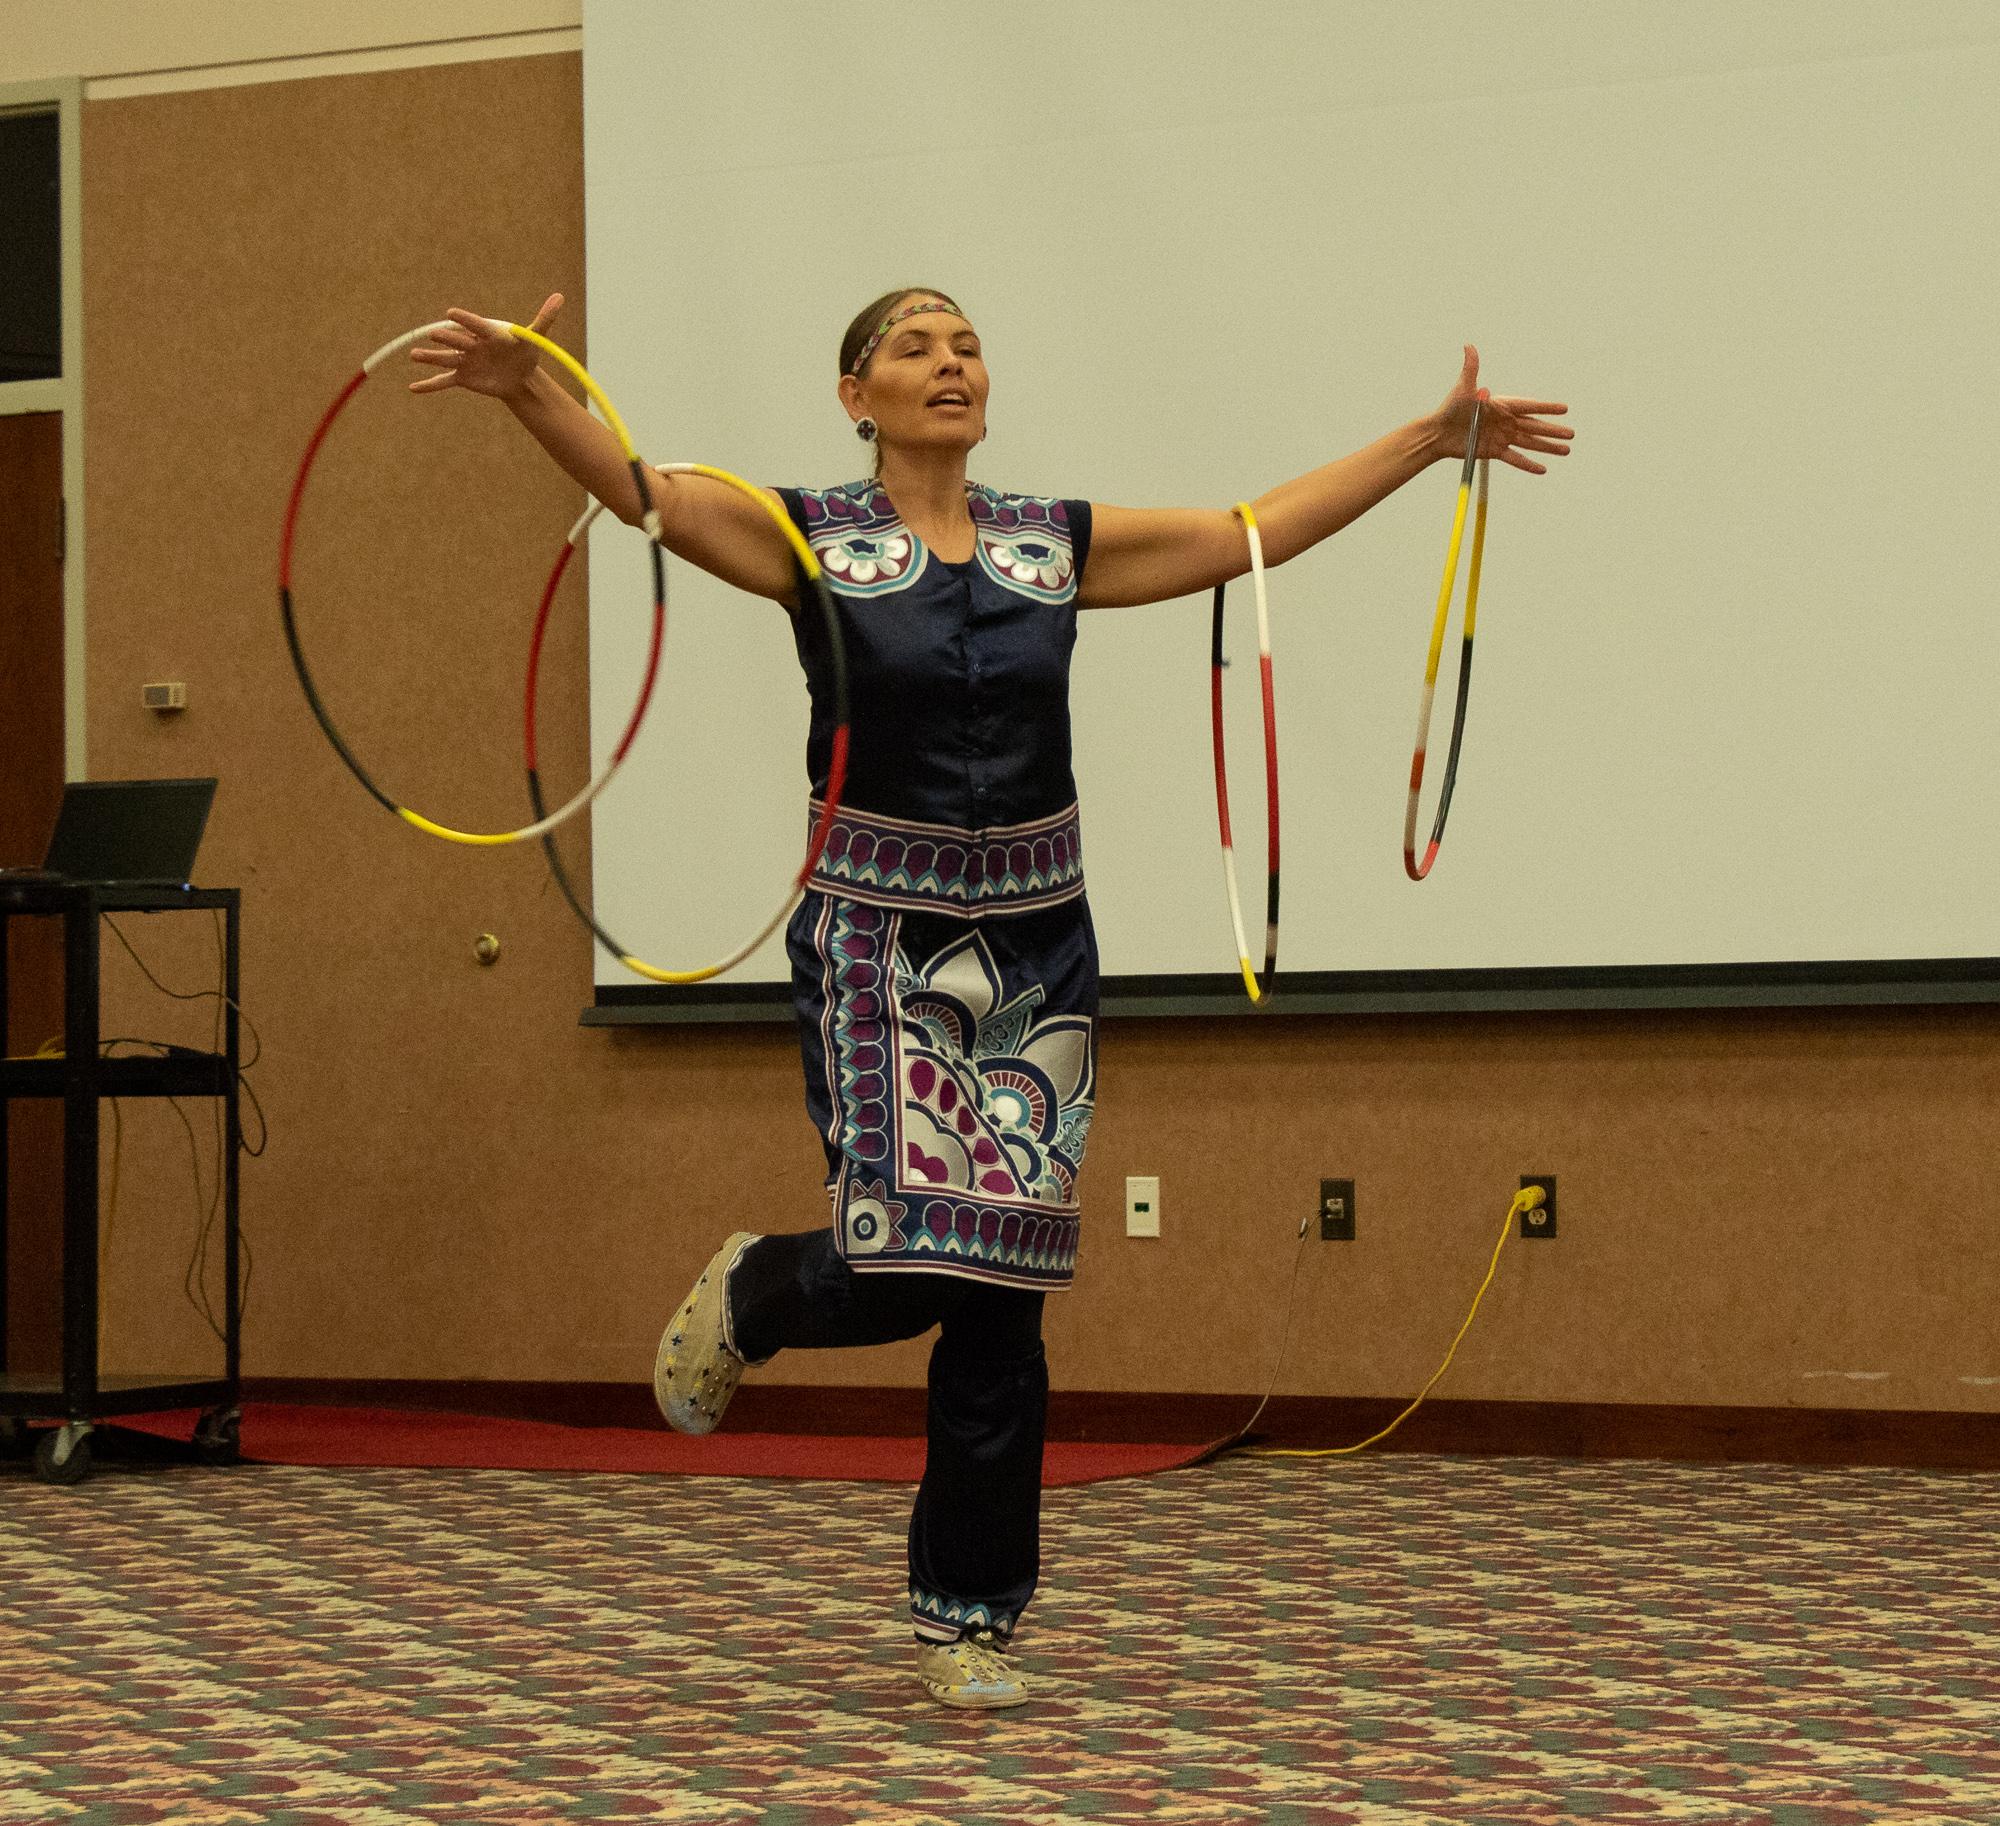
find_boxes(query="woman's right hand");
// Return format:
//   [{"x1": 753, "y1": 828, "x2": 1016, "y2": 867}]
[{"x1": 407, "y1": 293, "x2": 563, "y2": 401}]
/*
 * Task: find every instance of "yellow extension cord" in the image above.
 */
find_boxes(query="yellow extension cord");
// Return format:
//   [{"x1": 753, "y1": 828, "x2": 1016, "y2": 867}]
[{"x1": 1243, "y1": 1183, "x2": 1547, "y2": 1460}]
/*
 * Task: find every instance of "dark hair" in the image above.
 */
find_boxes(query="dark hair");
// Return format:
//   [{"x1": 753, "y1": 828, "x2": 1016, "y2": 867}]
[
  {"x1": 840, "y1": 286, "x2": 962, "y2": 477},
  {"x1": 839, "y1": 285, "x2": 959, "y2": 378}
]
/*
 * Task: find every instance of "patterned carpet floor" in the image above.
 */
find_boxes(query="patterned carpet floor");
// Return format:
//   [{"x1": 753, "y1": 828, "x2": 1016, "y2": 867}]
[{"x1": 1, "y1": 1449, "x2": 1995, "y2": 1823}]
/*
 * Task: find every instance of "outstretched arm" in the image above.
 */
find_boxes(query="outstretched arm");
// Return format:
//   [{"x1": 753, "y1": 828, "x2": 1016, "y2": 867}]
[
  {"x1": 408, "y1": 295, "x2": 799, "y2": 606},
  {"x1": 1077, "y1": 346, "x2": 1571, "y2": 610}
]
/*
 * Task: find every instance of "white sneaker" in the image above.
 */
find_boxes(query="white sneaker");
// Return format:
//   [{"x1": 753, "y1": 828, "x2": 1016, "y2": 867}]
[
  {"x1": 913, "y1": 1629, "x2": 1030, "y2": 1709},
  {"x1": 653, "y1": 1232, "x2": 759, "y2": 1435}
]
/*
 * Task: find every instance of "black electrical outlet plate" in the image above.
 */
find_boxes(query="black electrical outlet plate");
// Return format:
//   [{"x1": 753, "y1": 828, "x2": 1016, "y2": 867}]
[
  {"x1": 1520, "y1": 1174, "x2": 1557, "y2": 1238},
  {"x1": 1320, "y1": 1177, "x2": 1356, "y2": 1241}
]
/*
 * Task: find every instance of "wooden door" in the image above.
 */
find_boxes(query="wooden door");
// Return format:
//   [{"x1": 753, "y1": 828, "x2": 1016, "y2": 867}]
[{"x1": 1, "y1": 409, "x2": 66, "y2": 1372}]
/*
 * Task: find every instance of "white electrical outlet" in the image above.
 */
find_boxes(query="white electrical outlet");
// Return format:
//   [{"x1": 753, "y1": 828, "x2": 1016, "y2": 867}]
[{"x1": 1125, "y1": 1175, "x2": 1160, "y2": 1237}]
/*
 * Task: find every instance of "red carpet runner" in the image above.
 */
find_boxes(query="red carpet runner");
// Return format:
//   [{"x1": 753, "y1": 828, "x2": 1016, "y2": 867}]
[{"x1": 122, "y1": 1404, "x2": 1214, "y2": 1486}]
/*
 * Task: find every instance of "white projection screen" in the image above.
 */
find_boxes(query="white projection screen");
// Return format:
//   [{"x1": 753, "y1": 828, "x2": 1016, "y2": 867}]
[{"x1": 574, "y1": 1, "x2": 2000, "y2": 1016}]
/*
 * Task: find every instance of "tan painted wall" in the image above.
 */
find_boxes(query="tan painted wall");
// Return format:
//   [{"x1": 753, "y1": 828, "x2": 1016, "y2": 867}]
[{"x1": 76, "y1": 53, "x2": 1999, "y2": 1414}]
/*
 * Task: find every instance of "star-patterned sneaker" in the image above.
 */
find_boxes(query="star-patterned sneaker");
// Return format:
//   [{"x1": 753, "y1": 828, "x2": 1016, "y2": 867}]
[{"x1": 653, "y1": 1231, "x2": 760, "y2": 1435}]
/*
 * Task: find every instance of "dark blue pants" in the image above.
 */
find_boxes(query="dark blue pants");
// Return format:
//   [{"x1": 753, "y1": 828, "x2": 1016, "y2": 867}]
[{"x1": 727, "y1": 1227, "x2": 1048, "y2": 1643}]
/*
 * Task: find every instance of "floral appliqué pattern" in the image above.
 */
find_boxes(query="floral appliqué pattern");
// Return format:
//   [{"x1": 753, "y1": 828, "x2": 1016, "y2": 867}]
[
  {"x1": 795, "y1": 487, "x2": 923, "y2": 597},
  {"x1": 970, "y1": 491, "x2": 1078, "y2": 602},
  {"x1": 819, "y1": 530, "x2": 915, "y2": 590},
  {"x1": 897, "y1": 930, "x2": 1094, "y2": 1211},
  {"x1": 791, "y1": 482, "x2": 1080, "y2": 604},
  {"x1": 830, "y1": 908, "x2": 1090, "y2": 1285}
]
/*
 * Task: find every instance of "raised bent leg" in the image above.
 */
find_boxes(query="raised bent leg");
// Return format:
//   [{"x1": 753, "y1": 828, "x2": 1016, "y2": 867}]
[{"x1": 727, "y1": 1228, "x2": 955, "y2": 1361}]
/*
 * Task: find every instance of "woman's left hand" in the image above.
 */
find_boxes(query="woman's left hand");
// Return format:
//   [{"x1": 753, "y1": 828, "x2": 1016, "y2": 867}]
[{"x1": 1429, "y1": 344, "x2": 1574, "y2": 475}]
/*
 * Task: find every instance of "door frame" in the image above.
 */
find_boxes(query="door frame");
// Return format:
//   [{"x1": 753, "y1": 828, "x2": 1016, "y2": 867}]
[{"x1": 0, "y1": 76, "x2": 84, "y2": 781}]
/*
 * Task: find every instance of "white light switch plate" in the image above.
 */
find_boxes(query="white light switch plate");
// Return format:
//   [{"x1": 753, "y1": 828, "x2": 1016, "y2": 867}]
[{"x1": 1125, "y1": 1175, "x2": 1160, "y2": 1237}]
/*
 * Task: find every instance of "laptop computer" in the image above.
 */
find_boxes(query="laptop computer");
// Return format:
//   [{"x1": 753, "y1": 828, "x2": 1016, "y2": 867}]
[{"x1": 32, "y1": 778, "x2": 217, "y2": 886}]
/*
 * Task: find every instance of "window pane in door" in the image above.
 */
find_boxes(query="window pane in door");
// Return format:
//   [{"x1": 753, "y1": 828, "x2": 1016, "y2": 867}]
[{"x1": 0, "y1": 110, "x2": 61, "y2": 383}]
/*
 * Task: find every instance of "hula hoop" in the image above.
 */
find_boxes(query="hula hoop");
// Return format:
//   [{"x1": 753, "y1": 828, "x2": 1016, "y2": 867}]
[
  {"x1": 527, "y1": 462, "x2": 851, "y2": 986},
  {"x1": 279, "y1": 318, "x2": 664, "y2": 846},
  {"x1": 1404, "y1": 394, "x2": 1490, "y2": 880},
  {"x1": 1210, "y1": 502, "x2": 1279, "y2": 1004}
]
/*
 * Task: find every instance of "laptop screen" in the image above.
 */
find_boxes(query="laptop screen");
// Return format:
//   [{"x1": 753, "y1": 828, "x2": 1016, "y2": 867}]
[{"x1": 43, "y1": 778, "x2": 217, "y2": 885}]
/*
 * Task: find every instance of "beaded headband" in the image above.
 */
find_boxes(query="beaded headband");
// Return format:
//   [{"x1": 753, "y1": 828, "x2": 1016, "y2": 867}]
[{"x1": 847, "y1": 294, "x2": 970, "y2": 376}]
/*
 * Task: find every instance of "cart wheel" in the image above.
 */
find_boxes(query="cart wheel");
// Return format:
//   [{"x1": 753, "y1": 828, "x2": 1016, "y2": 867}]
[
  {"x1": 33, "y1": 1425, "x2": 94, "y2": 1486},
  {"x1": 194, "y1": 1407, "x2": 241, "y2": 1466}
]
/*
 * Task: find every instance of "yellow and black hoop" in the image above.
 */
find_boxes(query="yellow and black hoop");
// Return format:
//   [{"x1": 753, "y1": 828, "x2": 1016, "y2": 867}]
[
  {"x1": 1404, "y1": 393, "x2": 1490, "y2": 880},
  {"x1": 1209, "y1": 502, "x2": 1279, "y2": 1003},
  {"x1": 525, "y1": 464, "x2": 850, "y2": 986},
  {"x1": 280, "y1": 319, "x2": 664, "y2": 846}
]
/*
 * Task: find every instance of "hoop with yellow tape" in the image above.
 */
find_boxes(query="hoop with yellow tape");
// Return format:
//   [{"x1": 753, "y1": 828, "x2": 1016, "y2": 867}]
[
  {"x1": 526, "y1": 462, "x2": 851, "y2": 987},
  {"x1": 1404, "y1": 393, "x2": 1490, "y2": 880},
  {"x1": 1209, "y1": 502, "x2": 1279, "y2": 1003},
  {"x1": 279, "y1": 318, "x2": 664, "y2": 846}
]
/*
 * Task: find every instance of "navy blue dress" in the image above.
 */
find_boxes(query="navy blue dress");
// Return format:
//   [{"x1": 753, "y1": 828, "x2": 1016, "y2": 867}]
[{"x1": 774, "y1": 480, "x2": 1097, "y2": 1293}]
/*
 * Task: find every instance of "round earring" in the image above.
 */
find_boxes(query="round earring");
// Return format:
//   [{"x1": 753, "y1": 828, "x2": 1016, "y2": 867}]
[{"x1": 855, "y1": 416, "x2": 877, "y2": 443}]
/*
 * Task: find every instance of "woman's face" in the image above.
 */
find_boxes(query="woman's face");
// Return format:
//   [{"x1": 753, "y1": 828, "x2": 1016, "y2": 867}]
[{"x1": 842, "y1": 297, "x2": 989, "y2": 456}]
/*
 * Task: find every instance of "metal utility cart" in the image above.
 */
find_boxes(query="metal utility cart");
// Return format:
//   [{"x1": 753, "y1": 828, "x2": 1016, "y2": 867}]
[{"x1": 0, "y1": 879, "x2": 242, "y2": 1483}]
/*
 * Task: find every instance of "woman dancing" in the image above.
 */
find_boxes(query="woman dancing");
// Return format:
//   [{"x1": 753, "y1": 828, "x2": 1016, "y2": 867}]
[{"x1": 408, "y1": 287, "x2": 1571, "y2": 1707}]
